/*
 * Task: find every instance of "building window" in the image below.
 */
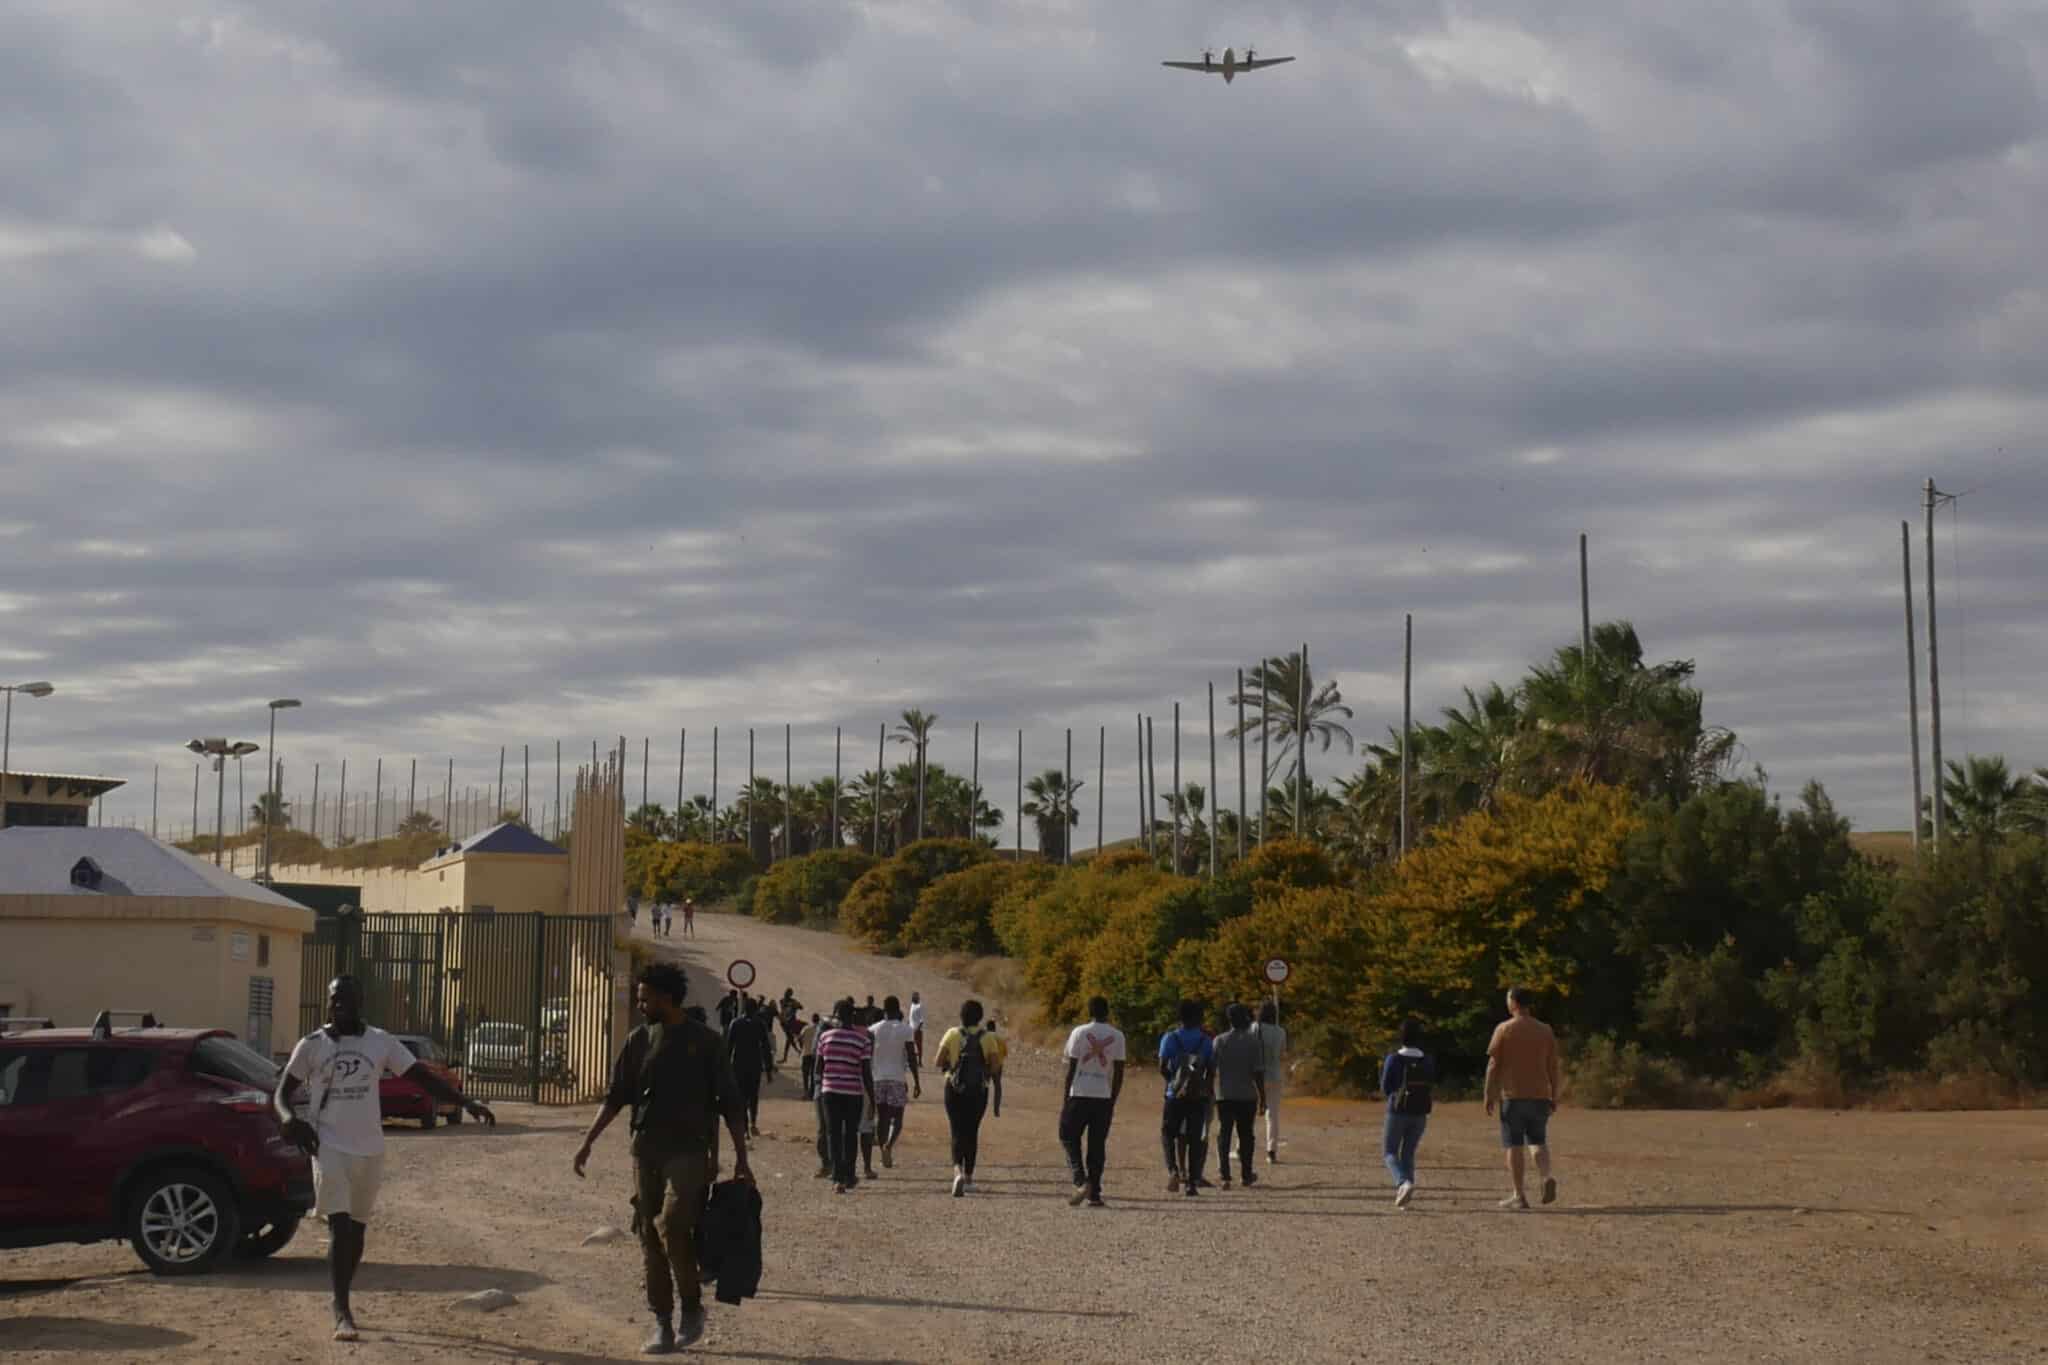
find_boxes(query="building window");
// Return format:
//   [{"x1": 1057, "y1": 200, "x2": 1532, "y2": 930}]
[
  {"x1": 258, "y1": 935, "x2": 270, "y2": 967},
  {"x1": 246, "y1": 977, "x2": 275, "y2": 1058}
]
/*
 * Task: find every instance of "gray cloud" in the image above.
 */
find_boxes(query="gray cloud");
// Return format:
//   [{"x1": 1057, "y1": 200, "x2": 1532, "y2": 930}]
[{"x1": 4, "y1": 0, "x2": 2045, "y2": 840}]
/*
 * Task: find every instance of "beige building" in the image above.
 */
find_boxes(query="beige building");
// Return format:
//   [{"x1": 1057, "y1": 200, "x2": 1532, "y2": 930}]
[
  {"x1": 419, "y1": 822, "x2": 569, "y2": 916},
  {"x1": 0, "y1": 770, "x2": 124, "y2": 830},
  {"x1": 0, "y1": 827, "x2": 315, "y2": 1060}
]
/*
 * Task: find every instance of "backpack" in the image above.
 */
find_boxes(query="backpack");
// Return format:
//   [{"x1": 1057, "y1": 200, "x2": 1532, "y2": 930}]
[
  {"x1": 1168, "y1": 1034, "x2": 1212, "y2": 1102},
  {"x1": 949, "y1": 1029, "x2": 989, "y2": 1097},
  {"x1": 1392, "y1": 1052, "x2": 1433, "y2": 1116}
]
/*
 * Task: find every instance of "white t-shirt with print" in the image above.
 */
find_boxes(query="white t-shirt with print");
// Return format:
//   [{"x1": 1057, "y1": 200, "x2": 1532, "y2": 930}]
[
  {"x1": 284, "y1": 1026, "x2": 418, "y2": 1157},
  {"x1": 1063, "y1": 1022, "x2": 1127, "y2": 1100},
  {"x1": 868, "y1": 1018, "x2": 917, "y2": 1082},
  {"x1": 908, "y1": 1000, "x2": 926, "y2": 1030}
]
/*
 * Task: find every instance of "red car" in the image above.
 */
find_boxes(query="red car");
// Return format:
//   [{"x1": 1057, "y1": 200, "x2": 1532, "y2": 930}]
[
  {"x1": 379, "y1": 1034, "x2": 467, "y2": 1129},
  {"x1": 0, "y1": 1013, "x2": 313, "y2": 1274}
]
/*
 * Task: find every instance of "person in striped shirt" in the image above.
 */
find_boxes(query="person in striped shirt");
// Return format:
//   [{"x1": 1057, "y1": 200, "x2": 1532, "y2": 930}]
[{"x1": 815, "y1": 998, "x2": 876, "y2": 1193}]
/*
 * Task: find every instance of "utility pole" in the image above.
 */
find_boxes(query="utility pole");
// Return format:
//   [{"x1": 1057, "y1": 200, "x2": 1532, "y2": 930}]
[
  {"x1": 677, "y1": 729, "x2": 686, "y2": 825},
  {"x1": 1015, "y1": 728, "x2": 1024, "y2": 858},
  {"x1": 1064, "y1": 727, "x2": 1073, "y2": 867},
  {"x1": 642, "y1": 736, "x2": 649, "y2": 815},
  {"x1": 784, "y1": 723, "x2": 792, "y2": 863},
  {"x1": 1207, "y1": 682, "x2": 1218, "y2": 879},
  {"x1": 713, "y1": 727, "x2": 721, "y2": 842},
  {"x1": 151, "y1": 764, "x2": 159, "y2": 841},
  {"x1": 444, "y1": 758, "x2": 453, "y2": 837},
  {"x1": 1236, "y1": 668, "x2": 1247, "y2": 861},
  {"x1": 495, "y1": 747, "x2": 505, "y2": 823},
  {"x1": 407, "y1": 758, "x2": 417, "y2": 834},
  {"x1": 970, "y1": 723, "x2": 980, "y2": 843},
  {"x1": 1172, "y1": 702, "x2": 1182, "y2": 874},
  {"x1": 1096, "y1": 724, "x2": 1105, "y2": 857},
  {"x1": 1926, "y1": 478, "x2": 1948, "y2": 850},
  {"x1": 1401, "y1": 613, "x2": 1413, "y2": 856},
  {"x1": 1294, "y1": 642, "x2": 1307, "y2": 838},
  {"x1": 1579, "y1": 532, "x2": 1592, "y2": 671},
  {"x1": 832, "y1": 726, "x2": 840, "y2": 848},
  {"x1": 1135, "y1": 714, "x2": 1146, "y2": 851},
  {"x1": 874, "y1": 723, "x2": 884, "y2": 854},
  {"x1": 1901, "y1": 521, "x2": 1923, "y2": 852}
]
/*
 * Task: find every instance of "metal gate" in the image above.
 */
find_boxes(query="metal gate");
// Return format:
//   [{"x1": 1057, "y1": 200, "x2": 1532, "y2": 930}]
[{"x1": 298, "y1": 910, "x2": 616, "y2": 1104}]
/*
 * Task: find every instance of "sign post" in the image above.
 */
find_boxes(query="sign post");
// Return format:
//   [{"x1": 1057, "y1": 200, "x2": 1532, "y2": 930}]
[
  {"x1": 1263, "y1": 957, "x2": 1290, "y2": 1025},
  {"x1": 726, "y1": 959, "x2": 757, "y2": 992}
]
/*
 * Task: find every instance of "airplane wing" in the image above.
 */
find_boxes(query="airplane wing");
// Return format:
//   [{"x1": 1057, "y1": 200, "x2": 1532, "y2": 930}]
[
  {"x1": 1240, "y1": 56, "x2": 1296, "y2": 70},
  {"x1": 1161, "y1": 61, "x2": 1219, "y2": 72}
]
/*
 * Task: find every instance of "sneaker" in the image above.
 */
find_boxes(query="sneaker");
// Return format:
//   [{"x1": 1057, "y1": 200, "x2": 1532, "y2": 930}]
[
  {"x1": 1542, "y1": 1177, "x2": 1558, "y2": 1206},
  {"x1": 1167, "y1": 1173, "x2": 1181, "y2": 1194},
  {"x1": 333, "y1": 1312, "x2": 360, "y2": 1343},
  {"x1": 1220, "y1": 1178, "x2": 1233, "y2": 1190},
  {"x1": 1086, "y1": 1196, "x2": 1107, "y2": 1208},
  {"x1": 1498, "y1": 1193, "x2": 1530, "y2": 1211},
  {"x1": 642, "y1": 1318, "x2": 676, "y2": 1354},
  {"x1": 1193, "y1": 1177, "x2": 1215, "y2": 1190},
  {"x1": 1183, "y1": 1183, "x2": 1199, "y2": 1198},
  {"x1": 864, "y1": 1168, "x2": 878, "y2": 1180},
  {"x1": 833, "y1": 1183, "x2": 847, "y2": 1195},
  {"x1": 881, "y1": 1144, "x2": 894, "y2": 1169},
  {"x1": 963, "y1": 1179, "x2": 977, "y2": 1194},
  {"x1": 1242, "y1": 1171, "x2": 1259, "y2": 1188},
  {"x1": 1068, "y1": 1183, "x2": 1089, "y2": 1207},
  {"x1": 1267, "y1": 1147, "x2": 1278, "y2": 1164},
  {"x1": 813, "y1": 1165, "x2": 831, "y2": 1179},
  {"x1": 951, "y1": 1173, "x2": 966, "y2": 1198},
  {"x1": 1395, "y1": 1181, "x2": 1415, "y2": 1208},
  {"x1": 676, "y1": 1308, "x2": 707, "y2": 1350}
]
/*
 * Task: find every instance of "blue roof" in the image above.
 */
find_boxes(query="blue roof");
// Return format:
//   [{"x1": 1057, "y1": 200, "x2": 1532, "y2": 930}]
[
  {"x1": 444, "y1": 822, "x2": 565, "y2": 859},
  {"x1": 0, "y1": 827, "x2": 309, "y2": 907}
]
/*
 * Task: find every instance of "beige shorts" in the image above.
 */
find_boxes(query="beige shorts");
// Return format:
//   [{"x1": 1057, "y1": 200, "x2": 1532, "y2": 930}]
[{"x1": 313, "y1": 1149, "x2": 385, "y2": 1221}]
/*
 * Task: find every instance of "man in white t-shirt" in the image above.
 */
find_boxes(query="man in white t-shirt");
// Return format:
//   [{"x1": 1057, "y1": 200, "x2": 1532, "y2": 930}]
[
  {"x1": 1255, "y1": 1001, "x2": 1288, "y2": 1165},
  {"x1": 276, "y1": 975, "x2": 493, "y2": 1342},
  {"x1": 1059, "y1": 995, "x2": 1126, "y2": 1208},
  {"x1": 908, "y1": 992, "x2": 926, "y2": 1064},
  {"x1": 867, "y1": 995, "x2": 921, "y2": 1168}
]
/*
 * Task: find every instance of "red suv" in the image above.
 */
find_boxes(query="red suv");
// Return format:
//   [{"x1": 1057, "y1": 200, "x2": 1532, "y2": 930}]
[{"x1": 0, "y1": 1012, "x2": 313, "y2": 1274}]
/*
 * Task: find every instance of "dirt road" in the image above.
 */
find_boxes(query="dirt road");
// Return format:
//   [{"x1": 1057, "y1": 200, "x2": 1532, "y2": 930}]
[{"x1": 5, "y1": 910, "x2": 2045, "y2": 1363}]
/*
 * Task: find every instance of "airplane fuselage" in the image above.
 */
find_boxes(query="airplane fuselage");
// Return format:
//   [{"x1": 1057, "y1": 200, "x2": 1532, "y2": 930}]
[{"x1": 1221, "y1": 47, "x2": 1238, "y2": 82}]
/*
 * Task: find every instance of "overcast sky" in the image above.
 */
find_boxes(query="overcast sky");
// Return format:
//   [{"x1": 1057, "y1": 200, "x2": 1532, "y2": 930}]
[{"x1": 5, "y1": 0, "x2": 2044, "y2": 842}]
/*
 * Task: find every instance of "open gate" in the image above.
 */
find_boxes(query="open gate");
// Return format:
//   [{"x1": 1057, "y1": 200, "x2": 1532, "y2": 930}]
[{"x1": 298, "y1": 910, "x2": 616, "y2": 1104}]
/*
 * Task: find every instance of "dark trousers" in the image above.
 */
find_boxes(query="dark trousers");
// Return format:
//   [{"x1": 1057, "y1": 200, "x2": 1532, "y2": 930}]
[
  {"x1": 1161, "y1": 1097, "x2": 1209, "y2": 1181},
  {"x1": 1059, "y1": 1096, "x2": 1115, "y2": 1198},
  {"x1": 800, "y1": 1055, "x2": 816, "y2": 1098},
  {"x1": 1215, "y1": 1099, "x2": 1256, "y2": 1180},
  {"x1": 944, "y1": 1085, "x2": 990, "y2": 1177},
  {"x1": 822, "y1": 1092, "x2": 864, "y2": 1186},
  {"x1": 735, "y1": 1075, "x2": 761, "y2": 1130}
]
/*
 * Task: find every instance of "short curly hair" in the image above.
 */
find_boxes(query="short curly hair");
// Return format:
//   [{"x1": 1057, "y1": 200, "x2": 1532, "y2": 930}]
[{"x1": 637, "y1": 961, "x2": 689, "y2": 1004}]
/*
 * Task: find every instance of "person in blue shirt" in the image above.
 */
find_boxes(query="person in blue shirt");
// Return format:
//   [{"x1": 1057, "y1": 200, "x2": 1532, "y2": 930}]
[
  {"x1": 1380, "y1": 1018, "x2": 1434, "y2": 1208},
  {"x1": 1157, "y1": 999, "x2": 1216, "y2": 1198}
]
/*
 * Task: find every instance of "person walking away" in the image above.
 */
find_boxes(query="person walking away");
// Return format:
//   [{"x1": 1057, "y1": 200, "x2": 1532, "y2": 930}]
[
  {"x1": 1485, "y1": 986, "x2": 1562, "y2": 1210},
  {"x1": 725, "y1": 1000, "x2": 775, "y2": 1138},
  {"x1": 1254, "y1": 1000, "x2": 1287, "y2": 1165},
  {"x1": 1059, "y1": 996, "x2": 1125, "y2": 1207},
  {"x1": 868, "y1": 996, "x2": 919, "y2": 1168},
  {"x1": 936, "y1": 999, "x2": 1002, "y2": 1196},
  {"x1": 1210, "y1": 1003, "x2": 1265, "y2": 1190},
  {"x1": 682, "y1": 896, "x2": 696, "y2": 936},
  {"x1": 275, "y1": 975, "x2": 496, "y2": 1342},
  {"x1": 799, "y1": 1012, "x2": 823, "y2": 1100},
  {"x1": 816, "y1": 998, "x2": 876, "y2": 1193},
  {"x1": 627, "y1": 894, "x2": 640, "y2": 930},
  {"x1": 574, "y1": 962, "x2": 752, "y2": 1355},
  {"x1": 1157, "y1": 1000, "x2": 1215, "y2": 1198},
  {"x1": 1381, "y1": 1019, "x2": 1434, "y2": 1208},
  {"x1": 908, "y1": 991, "x2": 927, "y2": 1065},
  {"x1": 778, "y1": 990, "x2": 805, "y2": 1061},
  {"x1": 717, "y1": 990, "x2": 740, "y2": 1034}
]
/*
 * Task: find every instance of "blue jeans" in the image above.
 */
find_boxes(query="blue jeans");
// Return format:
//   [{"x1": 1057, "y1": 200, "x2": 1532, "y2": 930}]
[{"x1": 1382, "y1": 1112, "x2": 1427, "y2": 1186}]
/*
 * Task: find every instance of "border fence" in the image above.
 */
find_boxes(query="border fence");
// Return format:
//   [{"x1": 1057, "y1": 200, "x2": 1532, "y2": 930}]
[{"x1": 299, "y1": 909, "x2": 617, "y2": 1105}]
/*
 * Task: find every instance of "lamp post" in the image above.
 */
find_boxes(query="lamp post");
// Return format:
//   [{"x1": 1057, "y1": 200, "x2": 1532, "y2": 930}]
[
  {"x1": 187, "y1": 738, "x2": 261, "y2": 867},
  {"x1": 2, "y1": 683, "x2": 56, "y2": 815},
  {"x1": 262, "y1": 699, "x2": 301, "y2": 883}
]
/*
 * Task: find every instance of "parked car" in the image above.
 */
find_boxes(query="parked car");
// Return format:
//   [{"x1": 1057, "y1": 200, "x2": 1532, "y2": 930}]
[
  {"x1": 0, "y1": 1012, "x2": 312, "y2": 1275},
  {"x1": 379, "y1": 1035, "x2": 465, "y2": 1129},
  {"x1": 463, "y1": 1022, "x2": 532, "y2": 1081}
]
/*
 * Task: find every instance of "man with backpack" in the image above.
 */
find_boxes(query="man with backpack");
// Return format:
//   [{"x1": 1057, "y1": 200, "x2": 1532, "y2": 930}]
[
  {"x1": 935, "y1": 998, "x2": 1003, "y2": 1197},
  {"x1": 1210, "y1": 1002, "x2": 1266, "y2": 1190},
  {"x1": 1380, "y1": 1018, "x2": 1434, "y2": 1208},
  {"x1": 1157, "y1": 1000, "x2": 1215, "y2": 1198}
]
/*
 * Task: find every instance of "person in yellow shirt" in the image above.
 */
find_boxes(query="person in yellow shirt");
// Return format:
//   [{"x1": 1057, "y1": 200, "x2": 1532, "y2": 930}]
[{"x1": 934, "y1": 1000, "x2": 1005, "y2": 1196}]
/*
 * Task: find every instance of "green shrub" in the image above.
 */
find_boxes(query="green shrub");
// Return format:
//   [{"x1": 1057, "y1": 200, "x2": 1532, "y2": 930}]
[
  {"x1": 903, "y1": 862, "x2": 1050, "y2": 954},
  {"x1": 640, "y1": 841, "x2": 755, "y2": 903},
  {"x1": 839, "y1": 839, "x2": 989, "y2": 951},
  {"x1": 751, "y1": 849, "x2": 878, "y2": 927},
  {"x1": 1566, "y1": 1035, "x2": 1724, "y2": 1109}
]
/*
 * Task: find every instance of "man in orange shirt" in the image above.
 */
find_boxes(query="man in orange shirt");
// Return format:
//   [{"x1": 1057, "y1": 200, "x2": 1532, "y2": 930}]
[{"x1": 1483, "y1": 986, "x2": 1562, "y2": 1210}]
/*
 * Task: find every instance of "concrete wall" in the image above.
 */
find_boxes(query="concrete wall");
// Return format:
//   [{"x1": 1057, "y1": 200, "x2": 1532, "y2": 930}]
[
  {"x1": 225, "y1": 849, "x2": 568, "y2": 918},
  {"x1": 0, "y1": 897, "x2": 309, "y2": 1061}
]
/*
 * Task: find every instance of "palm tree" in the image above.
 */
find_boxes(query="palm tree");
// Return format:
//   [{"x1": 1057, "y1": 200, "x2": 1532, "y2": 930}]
[
  {"x1": 628, "y1": 803, "x2": 674, "y2": 838},
  {"x1": 844, "y1": 768, "x2": 898, "y2": 854},
  {"x1": 396, "y1": 810, "x2": 443, "y2": 838},
  {"x1": 247, "y1": 791, "x2": 291, "y2": 830},
  {"x1": 1021, "y1": 769, "x2": 1084, "y2": 861},
  {"x1": 1229, "y1": 652, "x2": 1355, "y2": 788},
  {"x1": 892, "y1": 709, "x2": 938, "y2": 840},
  {"x1": 1932, "y1": 755, "x2": 2032, "y2": 839},
  {"x1": 1163, "y1": 782, "x2": 1211, "y2": 874}
]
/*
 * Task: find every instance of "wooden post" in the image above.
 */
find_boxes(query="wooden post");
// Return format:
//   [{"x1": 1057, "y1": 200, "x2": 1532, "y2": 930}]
[
  {"x1": 445, "y1": 758, "x2": 453, "y2": 836},
  {"x1": 784, "y1": 722, "x2": 793, "y2": 861},
  {"x1": 495, "y1": 747, "x2": 504, "y2": 823},
  {"x1": 712, "y1": 727, "x2": 720, "y2": 841},
  {"x1": 1015, "y1": 728, "x2": 1024, "y2": 857},
  {"x1": 832, "y1": 726, "x2": 841, "y2": 848},
  {"x1": 1172, "y1": 702, "x2": 1182, "y2": 874},
  {"x1": 747, "y1": 728, "x2": 756, "y2": 859},
  {"x1": 1900, "y1": 522, "x2": 1922, "y2": 852},
  {"x1": 372, "y1": 758, "x2": 382, "y2": 841},
  {"x1": 1236, "y1": 668, "x2": 1247, "y2": 860},
  {"x1": 1400, "y1": 614, "x2": 1413, "y2": 855},
  {"x1": 338, "y1": 759, "x2": 347, "y2": 844},
  {"x1": 642, "y1": 736, "x2": 649, "y2": 815},
  {"x1": 875, "y1": 723, "x2": 885, "y2": 854},
  {"x1": 1097, "y1": 724, "x2": 1105, "y2": 857},
  {"x1": 1135, "y1": 714, "x2": 1147, "y2": 850},
  {"x1": 310, "y1": 764, "x2": 321, "y2": 844},
  {"x1": 1925, "y1": 479, "x2": 1946, "y2": 851},
  {"x1": 1258, "y1": 671, "x2": 1269, "y2": 847},
  {"x1": 971, "y1": 722, "x2": 980, "y2": 843},
  {"x1": 1146, "y1": 715, "x2": 1159, "y2": 857},
  {"x1": 407, "y1": 758, "x2": 417, "y2": 833},
  {"x1": 1063, "y1": 727, "x2": 1073, "y2": 866}
]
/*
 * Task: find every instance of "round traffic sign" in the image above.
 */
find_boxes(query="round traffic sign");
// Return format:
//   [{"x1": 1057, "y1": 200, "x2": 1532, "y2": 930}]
[
  {"x1": 1263, "y1": 957, "x2": 1291, "y2": 985},
  {"x1": 727, "y1": 959, "x2": 757, "y2": 990}
]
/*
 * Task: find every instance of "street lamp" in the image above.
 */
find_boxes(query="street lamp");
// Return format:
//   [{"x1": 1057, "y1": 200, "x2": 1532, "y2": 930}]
[
  {"x1": 2, "y1": 681, "x2": 56, "y2": 800},
  {"x1": 261, "y1": 699, "x2": 301, "y2": 883},
  {"x1": 187, "y1": 738, "x2": 261, "y2": 868}
]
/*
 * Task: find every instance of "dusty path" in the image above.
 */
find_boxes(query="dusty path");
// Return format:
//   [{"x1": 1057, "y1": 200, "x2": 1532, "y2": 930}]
[{"x1": 5, "y1": 909, "x2": 2046, "y2": 1363}]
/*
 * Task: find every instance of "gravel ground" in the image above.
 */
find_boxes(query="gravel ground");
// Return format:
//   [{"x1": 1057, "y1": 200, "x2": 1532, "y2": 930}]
[{"x1": 4, "y1": 911, "x2": 2044, "y2": 1363}]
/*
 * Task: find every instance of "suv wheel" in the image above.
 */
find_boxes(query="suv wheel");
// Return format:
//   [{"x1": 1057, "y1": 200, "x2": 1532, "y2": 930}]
[
  {"x1": 128, "y1": 1167, "x2": 241, "y2": 1275},
  {"x1": 420, "y1": 1110, "x2": 437, "y2": 1130},
  {"x1": 236, "y1": 1215, "x2": 302, "y2": 1260}
]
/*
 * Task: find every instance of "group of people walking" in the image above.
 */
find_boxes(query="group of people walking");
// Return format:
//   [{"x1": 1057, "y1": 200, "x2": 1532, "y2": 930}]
[{"x1": 628, "y1": 896, "x2": 696, "y2": 937}]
